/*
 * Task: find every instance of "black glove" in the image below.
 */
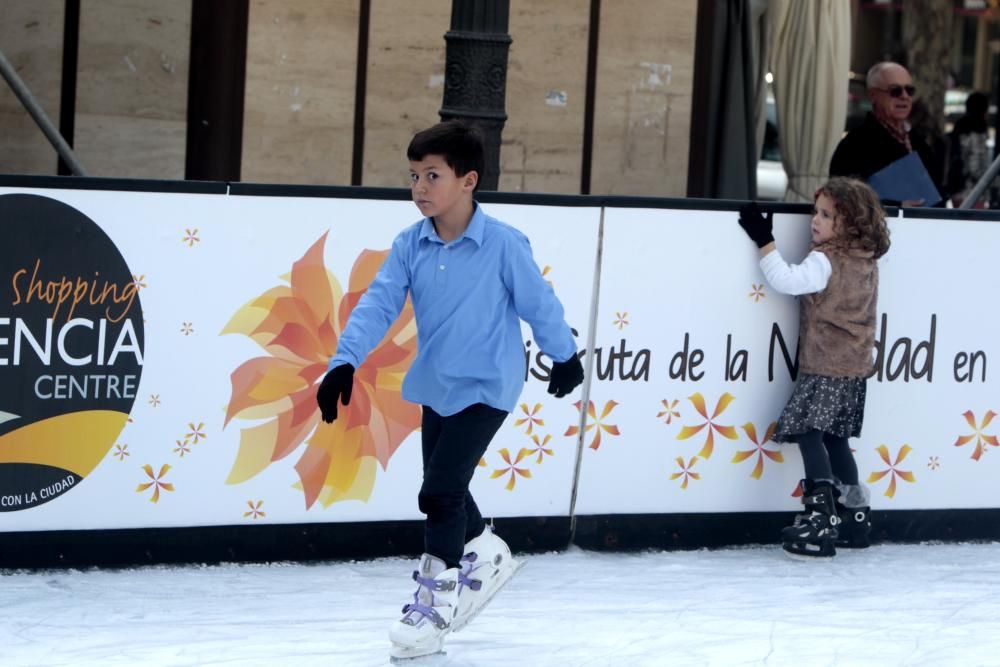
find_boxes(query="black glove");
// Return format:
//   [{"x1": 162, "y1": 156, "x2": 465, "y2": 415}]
[
  {"x1": 738, "y1": 201, "x2": 774, "y2": 248},
  {"x1": 316, "y1": 364, "x2": 354, "y2": 423},
  {"x1": 547, "y1": 354, "x2": 584, "y2": 398}
]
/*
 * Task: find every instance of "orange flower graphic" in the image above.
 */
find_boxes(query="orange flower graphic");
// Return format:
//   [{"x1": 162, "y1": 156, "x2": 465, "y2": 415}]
[
  {"x1": 733, "y1": 421, "x2": 783, "y2": 479},
  {"x1": 527, "y1": 433, "x2": 554, "y2": 464},
  {"x1": 514, "y1": 403, "x2": 544, "y2": 435},
  {"x1": 613, "y1": 311, "x2": 629, "y2": 329},
  {"x1": 867, "y1": 444, "x2": 916, "y2": 498},
  {"x1": 541, "y1": 265, "x2": 553, "y2": 287},
  {"x1": 954, "y1": 410, "x2": 998, "y2": 461},
  {"x1": 748, "y1": 283, "x2": 765, "y2": 302},
  {"x1": 669, "y1": 456, "x2": 700, "y2": 489},
  {"x1": 173, "y1": 439, "x2": 191, "y2": 457},
  {"x1": 243, "y1": 500, "x2": 266, "y2": 519},
  {"x1": 491, "y1": 448, "x2": 532, "y2": 491},
  {"x1": 657, "y1": 399, "x2": 680, "y2": 424},
  {"x1": 222, "y1": 233, "x2": 420, "y2": 509},
  {"x1": 186, "y1": 422, "x2": 206, "y2": 444},
  {"x1": 565, "y1": 400, "x2": 621, "y2": 450},
  {"x1": 136, "y1": 464, "x2": 174, "y2": 503},
  {"x1": 676, "y1": 393, "x2": 738, "y2": 459}
]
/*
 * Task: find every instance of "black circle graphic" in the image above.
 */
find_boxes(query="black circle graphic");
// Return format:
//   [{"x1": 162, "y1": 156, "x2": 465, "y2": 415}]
[{"x1": 0, "y1": 194, "x2": 144, "y2": 511}]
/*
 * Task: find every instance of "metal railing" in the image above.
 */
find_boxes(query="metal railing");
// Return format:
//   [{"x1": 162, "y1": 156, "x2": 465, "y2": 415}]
[
  {"x1": 0, "y1": 47, "x2": 87, "y2": 176},
  {"x1": 958, "y1": 151, "x2": 1000, "y2": 209}
]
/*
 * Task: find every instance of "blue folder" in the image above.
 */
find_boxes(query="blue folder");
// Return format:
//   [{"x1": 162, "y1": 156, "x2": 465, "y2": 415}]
[{"x1": 866, "y1": 151, "x2": 942, "y2": 206}]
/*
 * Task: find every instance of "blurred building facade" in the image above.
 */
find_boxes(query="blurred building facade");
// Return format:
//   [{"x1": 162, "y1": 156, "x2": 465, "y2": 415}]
[
  {"x1": 0, "y1": 0, "x2": 697, "y2": 196},
  {"x1": 2, "y1": 1, "x2": 998, "y2": 197}
]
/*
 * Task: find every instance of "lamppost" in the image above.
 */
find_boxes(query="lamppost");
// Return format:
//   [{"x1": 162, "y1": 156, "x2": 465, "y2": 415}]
[{"x1": 439, "y1": 0, "x2": 511, "y2": 191}]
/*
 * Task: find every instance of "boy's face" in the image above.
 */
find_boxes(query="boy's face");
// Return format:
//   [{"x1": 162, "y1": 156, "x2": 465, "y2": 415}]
[{"x1": 409, "y1": 154, "x2": 477, "y2": 221}]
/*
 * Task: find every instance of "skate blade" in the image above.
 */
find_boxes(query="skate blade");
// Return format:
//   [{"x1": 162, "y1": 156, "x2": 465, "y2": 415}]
[
  {"x1": 451, "y1": 559, "x2": 525, "y2": 634},
  {"x1": 782, "y1": 546, "x2": 836, "y2": 561},
  {"x1": 389, "y1": 644, "x2": 446, "y2": 663},
  {"x1": 389, "y1": 651, "x2": 446, "y2": 664},
  {"x1": 835, "y1": 541, "x2": 871, "y2": 550}
]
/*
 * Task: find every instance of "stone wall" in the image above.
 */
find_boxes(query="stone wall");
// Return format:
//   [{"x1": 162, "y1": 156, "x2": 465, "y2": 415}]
[
  {"x1": 0, "y1": 1, "x2": 65, "y2": 175},
  {"x1": 75, "y1": 0, "x2": 190, "y2": 179},
  {"x1": 1, "y1": 1, "x2": 695, "y2": 196}
]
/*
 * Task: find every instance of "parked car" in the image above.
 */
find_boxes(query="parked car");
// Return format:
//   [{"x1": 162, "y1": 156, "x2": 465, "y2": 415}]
[{"x1": 756, "y1": 96, "x2": 786, "y2": 200}]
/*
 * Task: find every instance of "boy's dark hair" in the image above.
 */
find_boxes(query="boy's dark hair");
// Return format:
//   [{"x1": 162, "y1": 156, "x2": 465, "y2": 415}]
[
  {"x1": 815, "y1": 177, "x2": 891, "y2": 259},
  {"x1": 407, "y1": 120, "x2": 485, "y2": 191}
]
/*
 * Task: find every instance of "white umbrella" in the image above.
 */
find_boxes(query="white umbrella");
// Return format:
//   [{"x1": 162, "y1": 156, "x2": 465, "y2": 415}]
[
  {"x1": 769, "y1": 0, "x2": 851, "y2": 201},
  {"x1": 750, "y1": 0, "x2": 773, "y2": 163}
]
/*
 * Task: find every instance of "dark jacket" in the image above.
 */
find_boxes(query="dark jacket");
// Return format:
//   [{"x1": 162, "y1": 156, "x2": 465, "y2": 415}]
[{"x1": 829, "y1": 112, "x2": 945, "y2": 201}]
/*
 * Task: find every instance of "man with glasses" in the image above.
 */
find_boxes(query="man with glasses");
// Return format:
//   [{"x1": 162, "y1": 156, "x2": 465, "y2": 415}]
[{"x1": 830, "y1": 61, "x2": 945, "y2": 205}]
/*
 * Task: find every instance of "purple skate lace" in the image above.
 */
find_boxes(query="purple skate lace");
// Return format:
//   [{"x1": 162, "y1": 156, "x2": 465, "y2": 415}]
[
  {"x1": 458, "y1": 552, "x2": 483, "y2": 593},
  {"x1": 400, "y1": 570, "x2": 456, "y2": 630}
]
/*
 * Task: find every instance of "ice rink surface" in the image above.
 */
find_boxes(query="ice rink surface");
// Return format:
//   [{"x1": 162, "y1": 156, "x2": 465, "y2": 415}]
[{"x1": 3, "y1": 542, "x2": 1000, "y2": 667}]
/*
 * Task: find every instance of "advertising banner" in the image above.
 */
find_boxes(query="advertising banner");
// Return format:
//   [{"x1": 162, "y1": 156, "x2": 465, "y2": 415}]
[
  {"x1": 2, "y1": 184, "x2": 998, "y2": 534},
  {"x1": 578, "y1": 207, "x2": 1000, "y2": 513},
  {"x1": 0, "y1": 187, "x2": 600, "y2": 531}
]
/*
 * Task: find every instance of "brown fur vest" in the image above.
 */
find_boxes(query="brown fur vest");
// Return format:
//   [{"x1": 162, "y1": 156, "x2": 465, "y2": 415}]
[{"x1": 798, "y1": 244, "x2": 878, "y2": 378}]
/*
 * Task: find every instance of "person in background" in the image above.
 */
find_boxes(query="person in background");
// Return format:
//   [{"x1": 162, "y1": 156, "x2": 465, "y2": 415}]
[
  {"x1": 830, "y1": 62, "x2": 945, "y2": 205},
  {"x1": 737, "y1": 178, "x2": 890, "y2": 559},
  {"x1": 947, "y1": 91, "x2": 991, "y2": 208}
]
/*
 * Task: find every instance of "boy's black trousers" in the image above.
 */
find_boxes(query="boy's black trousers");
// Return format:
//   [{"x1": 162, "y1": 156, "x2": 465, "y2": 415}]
[{"x1": 420, "y1": 403, "x2": 508, "y2": 569}]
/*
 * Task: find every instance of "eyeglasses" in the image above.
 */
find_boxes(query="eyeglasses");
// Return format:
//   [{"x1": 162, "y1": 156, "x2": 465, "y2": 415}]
[{"x1": 873, "y1": 84, "x2": 916, "y2": 98}]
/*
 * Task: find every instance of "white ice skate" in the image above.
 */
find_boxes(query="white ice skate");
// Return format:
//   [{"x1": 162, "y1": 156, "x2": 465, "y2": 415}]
[
  {"x1": 450, "y1": 527, "x2": 524, "y2": 633},
  {"x1": 388, "y1": 554, "x2": 459, "y2": 663}
]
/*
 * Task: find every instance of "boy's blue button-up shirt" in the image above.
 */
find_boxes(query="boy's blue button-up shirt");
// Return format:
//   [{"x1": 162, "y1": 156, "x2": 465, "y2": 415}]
[{"x1": 329, "y1": 204, "x2": 577, "y2": 416}]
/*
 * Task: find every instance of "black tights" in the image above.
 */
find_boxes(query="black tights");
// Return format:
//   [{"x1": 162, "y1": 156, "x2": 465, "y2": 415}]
[{"x1": 797, "y1": 429, "x2": 860, "y2": 485}]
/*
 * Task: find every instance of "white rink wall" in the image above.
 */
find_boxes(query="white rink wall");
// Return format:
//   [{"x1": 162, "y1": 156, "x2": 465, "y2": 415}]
[{"x1": 1, "y1": 184, "x2": 998, "y2": 535}]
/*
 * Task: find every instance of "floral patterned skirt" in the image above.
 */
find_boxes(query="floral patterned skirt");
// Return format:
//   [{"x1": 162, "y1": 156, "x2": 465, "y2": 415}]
[{"x1": 773, "y1": 373, "x2": 867, "y2": 443}]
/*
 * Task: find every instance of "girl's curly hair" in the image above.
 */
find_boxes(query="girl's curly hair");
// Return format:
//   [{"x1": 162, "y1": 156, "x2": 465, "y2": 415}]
[{"x1": 815, "y1": 177, "x2": 890, "y2": 259}]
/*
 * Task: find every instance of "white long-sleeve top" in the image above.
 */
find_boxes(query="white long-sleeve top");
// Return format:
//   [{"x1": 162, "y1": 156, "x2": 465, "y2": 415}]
[{"x1": 759, "y1": 249, "x2": 832, "y2": 296}]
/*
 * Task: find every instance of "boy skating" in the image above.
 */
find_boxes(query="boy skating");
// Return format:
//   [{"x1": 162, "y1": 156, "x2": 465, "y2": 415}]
[{"x1": 316, "y1": 121, "x2": 583, "y2": 659}]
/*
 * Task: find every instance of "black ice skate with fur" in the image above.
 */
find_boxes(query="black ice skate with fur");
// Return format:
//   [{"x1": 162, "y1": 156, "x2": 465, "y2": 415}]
[
  {"x1": 835, "y1": 504, "x2": 871, "y2": 549},
  {"x1": 781, "y1": 480, "x2": 840, "y2": 559},
  {"x1": 834, "y1": 482, "x2": 872, "y2": 549}
]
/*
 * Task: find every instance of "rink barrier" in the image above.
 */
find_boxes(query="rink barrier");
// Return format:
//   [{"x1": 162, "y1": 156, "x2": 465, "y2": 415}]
[
  {"x1": 0, "y1": 517, "x2": 570, "y2": 569},
  {"x1": 2, "y1": 174, "x2": 1000, "y2": 568},
  {"x1": 5, "y1": 509, "x2": 1000, "y2": 568}
]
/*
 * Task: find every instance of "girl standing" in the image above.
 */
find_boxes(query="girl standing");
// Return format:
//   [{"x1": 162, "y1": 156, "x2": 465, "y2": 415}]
[{"x1": 738, "y1": 177, "x2": 890, "y2": 559}]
